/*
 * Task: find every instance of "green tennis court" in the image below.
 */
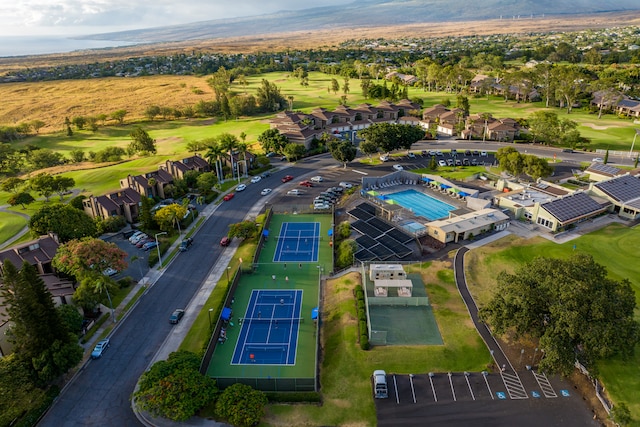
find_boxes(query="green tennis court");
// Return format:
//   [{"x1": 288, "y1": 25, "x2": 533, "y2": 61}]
[{"x1": 206, "y1": 213, "x2": 333, "y2": 391}]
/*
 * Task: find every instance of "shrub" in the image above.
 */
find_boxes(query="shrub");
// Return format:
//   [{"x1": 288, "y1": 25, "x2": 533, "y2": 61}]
[
  {"x1": 360, "y1": 334, "x2": 370, "y2": 350},
  {"x1": 215, "y1": 383, "x2": 268, "y2": 427}
]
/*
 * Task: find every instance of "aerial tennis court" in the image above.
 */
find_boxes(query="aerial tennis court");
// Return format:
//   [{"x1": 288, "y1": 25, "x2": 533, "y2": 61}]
[
  {"x1": 232, "y1": 290, "x2": 303, "y2": 365},
  {"x1": 273, "y1": 222, "x2": 320, "y2": 263}
]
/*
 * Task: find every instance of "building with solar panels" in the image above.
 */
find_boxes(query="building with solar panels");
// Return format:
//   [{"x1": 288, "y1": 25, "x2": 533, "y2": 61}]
[
  {"x1": 495, "y1": 179, "x2": 612, "y2": 233},
  {"x1": 589, "y1": 174, "x2": 640, "y2": 220}
]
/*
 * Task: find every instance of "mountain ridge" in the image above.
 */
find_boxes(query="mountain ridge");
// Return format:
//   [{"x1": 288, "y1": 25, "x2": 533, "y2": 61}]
[{"x1": 82, "y1": 0, "x2": 640, "y2": 43}]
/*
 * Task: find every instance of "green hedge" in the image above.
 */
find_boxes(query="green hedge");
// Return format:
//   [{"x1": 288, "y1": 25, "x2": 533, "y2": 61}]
[
  {"x1": 354, "y1": 285, "x2": 369, "y2": 350},
  {"x1": 14, "y1": 385, "x2": 59, "y2": 427}
]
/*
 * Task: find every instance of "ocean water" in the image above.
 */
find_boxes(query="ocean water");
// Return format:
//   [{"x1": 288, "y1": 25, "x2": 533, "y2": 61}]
[{"x1": 0, "y1": 36, "x2": 139, "y2": 58}]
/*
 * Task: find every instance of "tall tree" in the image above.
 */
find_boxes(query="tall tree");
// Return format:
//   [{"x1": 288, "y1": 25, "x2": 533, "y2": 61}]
[
  {"x1": 480, "y1": 254, "x2": 639, "y2": 375},
  {"x1": 29, "y1": 204, "x2": 98, "y2": 242},
  {"x1": 1, "y1": 176, "x2": 24, "y2": 193},
  {"x1": 255, "y1": 79, "x2": 285, "y2": 112},
  {"x1": 329, "y1": 140, "x2": 357, "y2": 168},
  {"x1": 1, "y1": 261, "x2": 83, "y2": 383},
  {"x1": 257, "y1": 128, "x2": 289, "y2": 154},
  {"x1": 8, "y1": 192, "x2": 35, "y2": 209},
  {"x1": 128, "y1": 128, "x2": 157, "y2": 155},
  {"x1": 51, "y1": 176, "x2": 75, "y2": 200},
  {"x1": 52, "y1": 237, "x2": 128, "y2": 279},
  {"x1": 110, "y1": 109, "x2": 127, "y2": 124},
  {"x1": 154, "y1": 204, "x2": 187, "y2": 233},
  {"x1": 29, "y1": 172, "x2": 56, "y2": 201}
]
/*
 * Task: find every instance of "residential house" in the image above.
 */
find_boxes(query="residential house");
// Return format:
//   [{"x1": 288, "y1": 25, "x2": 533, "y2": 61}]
[
  {"x1": 0, "y1": 234, "x2": 76, "y2": 356},
  {"x1": 83, "y1": 187, "x2": 142, "y2": 223},
  {"x1": 385, "y1": 71, "x2": 417, "y2": 85},
  {"x1": 161, "y1": 154, "x2": 211, "y2": 180},
  {"x1": 120, "y1": 168, "x2": 173, "y2": 199}
]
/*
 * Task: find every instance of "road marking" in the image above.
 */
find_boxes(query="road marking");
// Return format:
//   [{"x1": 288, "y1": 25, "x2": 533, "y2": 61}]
[
  {"x1": 501, "y1": 371, "x2": 528, "y2": 399},
  {"x1": 532, "y1": 371, "x2": 557, "y2": 398},
  {"x1": 497, "y1": 391, "x2": 507, "y2": 399},
  {"x1": 429, "y1": 374, "x2": 438, "y2": 402},
  {"x1": 532, "y1": 391, "x2": 541, "y2": 398},
  {"x1": 561, "y1": 389, "x2": 570, "y2": 397},
  {"x1": 409, "y1": 374, "x2": 416, "y2": 403},
  {"x1": 482, "y1": 372, "x2": 494, "y2": 400},
  {"x1": 448, "y1": 372, "x2": 456, "y2": 402},
  {"x1": 352, "y1": 169, "x2": 368, "y2": 175},
  {"x1": 393, "y1": 375, "x2": 400, "y2": 404},
  {"x1": 464, "y1": 373, "x2": 476, "y2": 401}
]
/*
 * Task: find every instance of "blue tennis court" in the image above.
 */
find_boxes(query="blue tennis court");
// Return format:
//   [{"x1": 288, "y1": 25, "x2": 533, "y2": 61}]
[
  {"x1": 273, "y1": 222, "x2": 320, "y2": 263},
  {"x1": 231, "y1": 290, "x2": 303, "y2": 365}
]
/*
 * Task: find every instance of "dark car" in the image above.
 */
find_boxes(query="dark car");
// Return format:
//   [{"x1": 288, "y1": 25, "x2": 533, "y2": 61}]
[
  {"x1": 179, "y1": 237, "x2": 193, "y2": 252},
  {"x1": 169, "y1": 309, "x2": 185, "y2": 324},
  {"x1": 562, "y1": 148, "x2": 574, "y2": 153}
]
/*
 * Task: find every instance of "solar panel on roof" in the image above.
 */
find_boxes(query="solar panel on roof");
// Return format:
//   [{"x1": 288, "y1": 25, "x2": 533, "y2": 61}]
[
  {"x1": 589, "y1": 163, "x2": 621, "y2": 176},
  {"x1": 368, "y1": 217, "x2": 393, "y2": 232},
  {"x1": 348, "y1": 208, "x2": 374, "y2": 221},
  {"x1": 368, "y1": 244, "x2": 394, "y2": 260},
  {"x1": 355, "y1": 248, "x2": 377, "y2": 261},
  {"x1": 543, "y1": 192, "x2": 606, "y2": 223},
  {"x1": 376, "y1": 235, "x2": 413, "y2": 258},
  {"x1": 595, "y1": 175, "x2": 640, "y2": 202},
  {"x1": 357, "y1": 203, "x2": 377, "y2": 215},
  {"x1": 356, "y1": 235, "x2": 378, "y2": 248},
  {"x1": 352, "y1": 220, "x2": 384, "y2": 238},
  {"x1": 386, "y1": 228, "x2": 414, "y2": 244}
]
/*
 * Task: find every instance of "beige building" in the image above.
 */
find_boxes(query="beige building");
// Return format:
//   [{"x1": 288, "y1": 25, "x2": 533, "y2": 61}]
[
  {"x1": 426, "y1": 208, "x2": 510, "y2": 244},
  {"x1": 369, "y1": 264, "x2": 407, "y2": 281}
]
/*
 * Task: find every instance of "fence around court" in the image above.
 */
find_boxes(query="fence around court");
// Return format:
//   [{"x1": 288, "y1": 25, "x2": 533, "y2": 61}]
[
  {"x1": 215, "y1": 377, "x2": 316, "y2": 392},
  {"x1": 367, "y1": 296, "x2": 430, "y2": 306}
]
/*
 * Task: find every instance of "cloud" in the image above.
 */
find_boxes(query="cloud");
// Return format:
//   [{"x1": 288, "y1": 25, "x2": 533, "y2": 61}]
[{"x1": 0, "y1": 0, "x2": 346, "y2": 36}]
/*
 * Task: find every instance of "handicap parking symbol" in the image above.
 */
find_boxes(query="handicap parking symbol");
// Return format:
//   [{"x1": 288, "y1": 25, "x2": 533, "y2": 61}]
[
  {"x1": 496, "y1": 392, "x2": 507, "y2": 400},
  {"x1": 531, "y1": 391, "x2": 540, "y2": 398},
  {"x1": 561, "y1": 389, "x2": 570, "y2": 397}
]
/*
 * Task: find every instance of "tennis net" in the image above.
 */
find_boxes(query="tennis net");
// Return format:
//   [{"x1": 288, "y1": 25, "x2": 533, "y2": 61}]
[{"x1": 240, "y1": 317, "x2": 304, "y2": 324}]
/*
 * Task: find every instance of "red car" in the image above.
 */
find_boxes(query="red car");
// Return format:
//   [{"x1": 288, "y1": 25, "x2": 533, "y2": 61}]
[
  {"x1": 220, "y1": 236, "x2": 231, "y2": 247},
  {"x1": 223, "y1": 193, "x2": 235, "y2": 201},
  {"x1": 299, "y1": 180, "x2": 313, "y2": 187},
  {"x1": 281, "y1": 175, "x2": 294, "y2": 183}
]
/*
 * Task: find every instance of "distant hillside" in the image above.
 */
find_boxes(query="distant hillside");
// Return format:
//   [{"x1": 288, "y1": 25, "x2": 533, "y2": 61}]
[{"x1": 83, "y1": 0, "x2": 640, "y2": 43}]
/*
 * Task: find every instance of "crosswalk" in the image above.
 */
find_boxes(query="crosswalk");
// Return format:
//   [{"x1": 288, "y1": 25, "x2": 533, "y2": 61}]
[{"x1": 501, "y1": 371, "x2": 528, "y2": 399}]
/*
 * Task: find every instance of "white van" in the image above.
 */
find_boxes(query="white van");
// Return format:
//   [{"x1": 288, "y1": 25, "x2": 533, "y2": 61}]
[{"x1": 372, "y1": 370, "x2": 388, "y2": 398}]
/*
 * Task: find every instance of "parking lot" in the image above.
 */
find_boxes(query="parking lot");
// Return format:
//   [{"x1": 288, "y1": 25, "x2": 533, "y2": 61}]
[{"x1": 375, "y1": 371, "x2": 600, "y2": 426}]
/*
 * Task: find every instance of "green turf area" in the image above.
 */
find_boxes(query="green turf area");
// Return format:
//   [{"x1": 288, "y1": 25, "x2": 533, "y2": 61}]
[
  {"x1": 206, "y1": 213, "x2": 333, "y2": 389},
  {"x1": 464, "y1": 223, "x2": 640, "y2": 421},
  {"x1": 0, "y1": 211, "x2": 28, "y2": 248}
]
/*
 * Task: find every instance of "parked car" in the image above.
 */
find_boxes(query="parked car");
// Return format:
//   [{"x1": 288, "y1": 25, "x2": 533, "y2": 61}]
[
  {"x1": 562, "y1": 148, "x2": 574, "y2": 153},
  {"x1": 220, "y1": 236, "x2": 231, "y2": 247},
  {"x1": 223, "y1": 192, "x2": 235, "y2": 201},
  {"x1": 471, "y1": 159, "x2": 478, "y2": 166},
  {"x1": 179, "y1": 237, "x2": 193, "y2": 252},
  {"x1": 446, "y1": 159, "x2": 454, "y2": 166},
  {"x1": 260, "y1": 171, "x2": 271, "y2": 178},
  {"x1": 450, "y1": 149, "x2": 458, "y2": 156},
  {"x1": 299, "y1": 180, "x2": 313, "y2": 187},
  {"x1": 464, "y1": 150, "x2": 472, "y2": 156},
  {"x1": 438, "y1": 159, "x2": 447, "y2": 167},
  {"x1": 330, "y1": 186, "x2": 344, "y2": 193},
  {"x1": 379, "y1": 155, "x2": 389, "y2": 162},
  {"x1": 339, "y1": 182, "x2": 353, "y2": 189},
  {"x1": 261, "y1": 188, "x2": 272, "y2": 196},
  {"x1": 143, "y1": 241, "x2": 158, "y2": 251},
  {"x1": 463, "y1": 158, "x2": 470, "y2": 166},
  {"x1": 287, "y1": 189, "x2": 302, "y2": 195},
  {"x1": 128, "y1": 230, "x2": 144, "y2": 242},
  {"x1": 102, "y1": 267, "x2": 118, "y2": 277},
  {"x1": 310, "y1": 176, "x2": 323, "y2": 182},
  {"x1": 281, "y1": 175, "x2": 294, "y2": 183},
  {"x1": 480, "y1": 151, "x2": 488, "y2": 157},
  {"x1": 393, "y1": 164, "x2": 404, "y2": 171},
  {"x1": 236, "y1": 184, "x2": 246, "y2": 191},
  {"x1": 130, "y1": 233, "x2": 148, "y2": 244},
  {"x1": 136, "y1": 238, "x2": 153, "y2": 248},
  {"x1": 314, "y1": 203, "x2": 330, "y2": 210},
  {"x1": 169, "y1": 309, "x2": 185, "y2": 324},
  {"x1": 265, "y1": 152, "x2": 277, "y2": 157},
  {"x1": 250, "y1": 176, "x2": 262, "y2": 184},
  {"x1": 428, "y1": 150, "x2": 437, "y2": 156},
  {"x1": 91, "y1": 339, "x2": 110, "y2": 359},
  {"x1": 436, "y1": 150, "x2": 443, "y2": 156},
  {"x1": 592, "y1": 157, "x2": 604, "y2": 163},
  {"x1": 455, "y1": 159, "x2": 462, "y2": 166},
  {"x1": 407, "y1": 152, "x2": 416, "y2": 158},
  {"x1": 373, "y1": 370, "x2": 388, "y2": 399},
  {"x1": 472, "y1": 150, "x2": 480, "y2": 156}
]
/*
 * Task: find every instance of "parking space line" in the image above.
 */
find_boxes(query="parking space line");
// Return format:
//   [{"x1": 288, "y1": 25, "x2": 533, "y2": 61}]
[
  {"x1": 448, "y1": 372, "x2": 457, "y2": 402},
  {"x1": 464, "y1": 372, "x2": 476, "y2": 401},
  {"x1": 393, "y1": 374, "x2": 399, "y2": 404},
  {"x1": 532, "y1": 371, "x2": 558, "y2": 398},
  {"x1": 409, "y1": 374, "x2": 417, "y2": 403},
  {"x1": 482, "y1": 371, "x2": 495, "y2": 399},
  {"x1": 428, "y1": 373, "x2": 438, "y2": 402}
]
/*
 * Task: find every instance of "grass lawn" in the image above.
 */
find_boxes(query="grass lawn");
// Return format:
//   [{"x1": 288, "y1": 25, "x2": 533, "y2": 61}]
[
  {"x1": 0, "y1": 211, "x2": 28, "y2": 247},
  {"x1": 463, "y1": 223, "x2": 640, "y2": 421},
  {"x1": 262, "y1": 260, "x2": 491, "y2": 426}
]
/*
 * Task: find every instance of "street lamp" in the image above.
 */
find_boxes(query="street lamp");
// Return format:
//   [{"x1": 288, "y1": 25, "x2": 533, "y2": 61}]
[
  {"x1": 155, "y1": 232, "x2": 167, "y2": 267},
  {"x1": 226, "y1": 266, "x2": 231, "y2": 284},
  {"x1": 208, "y1": 308, "x2": 214, "y2": 331}
]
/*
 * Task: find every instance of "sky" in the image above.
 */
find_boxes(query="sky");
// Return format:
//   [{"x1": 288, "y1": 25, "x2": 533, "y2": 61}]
[{"x1": 0, "y1": 0, "x2": 346, "y2": 37}]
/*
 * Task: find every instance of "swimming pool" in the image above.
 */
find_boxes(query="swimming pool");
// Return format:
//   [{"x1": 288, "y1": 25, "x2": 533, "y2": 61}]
[{"x1": 386, "y1": 189, "x2": 455, "y2": 221}]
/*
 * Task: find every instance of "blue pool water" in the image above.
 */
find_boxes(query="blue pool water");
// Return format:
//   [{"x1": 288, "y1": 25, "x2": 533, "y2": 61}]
[{"x1": 387, "y1": 189, "x2": 455, "y2": 221}]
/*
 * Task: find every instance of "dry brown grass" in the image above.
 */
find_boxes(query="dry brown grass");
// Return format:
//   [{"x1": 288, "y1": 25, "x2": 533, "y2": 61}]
[{"x1": 0, "y1": 75, "x2": 213, "y2": 132}]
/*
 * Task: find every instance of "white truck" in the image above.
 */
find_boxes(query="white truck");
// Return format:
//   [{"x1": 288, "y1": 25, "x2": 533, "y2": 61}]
[{"x1": 372, "y1": 370, "x2": 388, "y2": 399}]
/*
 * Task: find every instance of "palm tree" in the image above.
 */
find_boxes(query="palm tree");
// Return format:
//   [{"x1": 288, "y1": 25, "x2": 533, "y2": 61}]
[
  {"x1": 218, "y1": 133, "x2": 240, "y2": 182},
  {"x1": 237, "y1": 142, "x2": 249, "y2": 177},
  {"x1": 93, "y1": 274, "x2": 116, "y2": 323},
  {"x1": 205, "y1": 142, "x2": 225, "y2": 184}
]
